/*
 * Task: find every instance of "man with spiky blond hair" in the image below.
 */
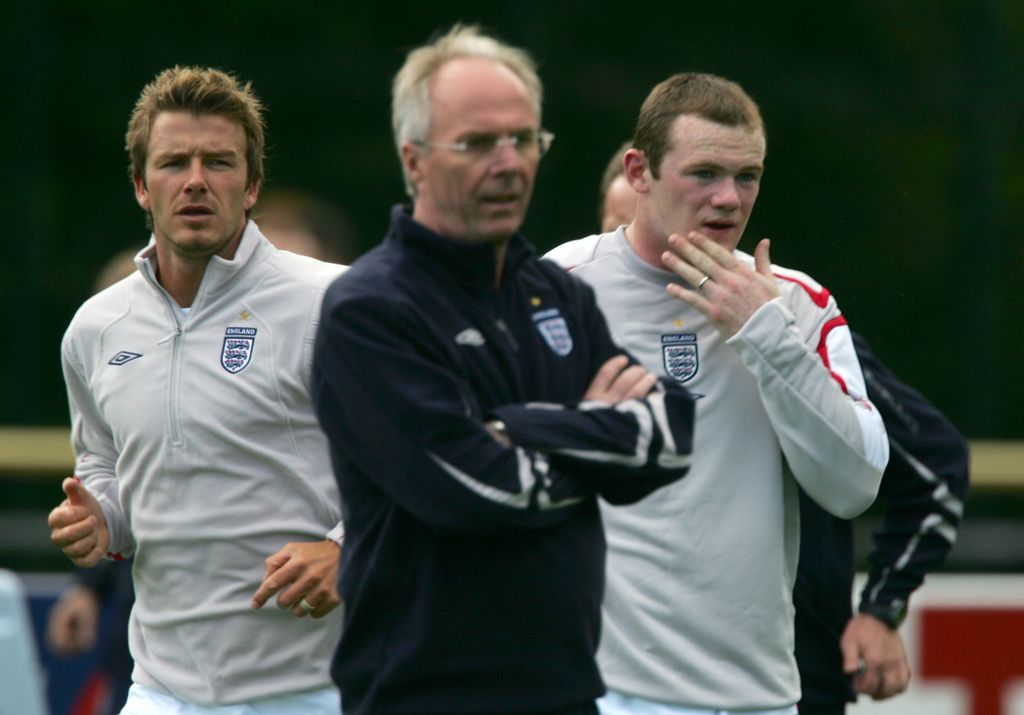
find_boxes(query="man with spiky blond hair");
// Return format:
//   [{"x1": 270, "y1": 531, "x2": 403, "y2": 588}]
[{"x1": 48, "y1": 66, "x2": 345, "y2": 715}]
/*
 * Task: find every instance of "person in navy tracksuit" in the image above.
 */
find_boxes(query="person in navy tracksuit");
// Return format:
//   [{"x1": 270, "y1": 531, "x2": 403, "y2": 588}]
[
  {"x1": 795, "y1": 333, "x2": 969, "y2": 713},
  {"x1": 312, "y1": 25, "x2": 695, "y2": 715}
]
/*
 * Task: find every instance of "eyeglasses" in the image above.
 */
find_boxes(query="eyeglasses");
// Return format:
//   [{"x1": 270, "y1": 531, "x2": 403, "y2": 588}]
[{"x1": 413, "y1": 129, "x2": 555, "y2": 159}]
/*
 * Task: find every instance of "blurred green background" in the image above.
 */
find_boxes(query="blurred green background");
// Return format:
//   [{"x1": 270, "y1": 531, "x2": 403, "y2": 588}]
[{"x1": 1, "y1": 0, "x2": 1021, "y2": 440}]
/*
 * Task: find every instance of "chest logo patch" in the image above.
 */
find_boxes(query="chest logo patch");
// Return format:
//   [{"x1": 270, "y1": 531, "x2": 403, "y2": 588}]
[
  {"x1": 662, "y1": 333, "x2": 698, "y2": 382},
  {"x1": 221, "y1": 327, "x2": 257, "y2": 374},
  {"x1": 108, "y1": 351, "x2": 142, "y2": 366},
  {"x1": 533, "y1": 308, "x2": 573, "y2": 357}
]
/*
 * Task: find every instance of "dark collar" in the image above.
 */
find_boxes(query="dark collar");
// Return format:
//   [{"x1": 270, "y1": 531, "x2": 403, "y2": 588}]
[{"x1": 386, "y1": 205, "x2": 535, "y2": 292}]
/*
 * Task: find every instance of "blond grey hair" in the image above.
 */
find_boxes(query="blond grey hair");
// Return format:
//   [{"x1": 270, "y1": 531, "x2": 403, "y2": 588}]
[{"x1": 391, "y1": 24, "x2": 543, "y2": 196}]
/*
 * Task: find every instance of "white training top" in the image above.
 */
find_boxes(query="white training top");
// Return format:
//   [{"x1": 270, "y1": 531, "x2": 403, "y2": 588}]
[
  {"x1": 62, "y1": 222, "x2": 345, "y2": 705},
  {"x1": 546, "y1": 228, "x2": 887, "y2": 709}
]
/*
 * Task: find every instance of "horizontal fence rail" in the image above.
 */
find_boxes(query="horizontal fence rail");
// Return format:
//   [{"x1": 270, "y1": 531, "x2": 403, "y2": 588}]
[{"x1": 1, "y1": 427, "x2": 1021, "y2": 488}]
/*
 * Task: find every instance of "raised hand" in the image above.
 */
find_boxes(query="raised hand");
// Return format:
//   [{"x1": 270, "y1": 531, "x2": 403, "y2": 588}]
[{"x1": 662, "y1": 231, "x2": 779, "y2": 339}]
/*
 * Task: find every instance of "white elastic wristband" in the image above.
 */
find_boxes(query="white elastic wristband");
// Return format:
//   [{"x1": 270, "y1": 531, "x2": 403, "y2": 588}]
[{"x1": 326, "y1": 522, "x2": 345, "y2": 547}]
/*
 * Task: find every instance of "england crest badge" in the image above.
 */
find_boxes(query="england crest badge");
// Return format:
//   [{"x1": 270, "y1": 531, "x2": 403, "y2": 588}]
[
  {"x1": 532, "y1": 308, "x2": 573, "y2": 356},
  {"x1": 662, "y1": 333, "x2": 698, "y2": 382},
  {"x1": 221, "y1": 327, "x2": 257, "y2": 374}
]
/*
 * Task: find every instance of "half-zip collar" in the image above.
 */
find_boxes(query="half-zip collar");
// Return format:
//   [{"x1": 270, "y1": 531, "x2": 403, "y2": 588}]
[{"x1": 133, "y1": 220, "x2": 272, "y2": 316}]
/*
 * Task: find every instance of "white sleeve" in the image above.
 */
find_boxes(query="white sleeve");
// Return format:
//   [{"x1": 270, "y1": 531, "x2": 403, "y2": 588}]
[
  {"x1": 62, "y1": 329, "x2": 135, "y2": 558},
  {"x1": 727, "y1": 298, "x2": 888, "y2": 518}
]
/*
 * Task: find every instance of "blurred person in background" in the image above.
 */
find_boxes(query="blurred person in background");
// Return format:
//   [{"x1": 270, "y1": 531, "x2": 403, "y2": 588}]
[
  {"x1": 590, "y1": 137, "x2": 969, "y2": 714},
  {"x1": 89, "y1": 250, "x2": 139, "y2": 293},
  {"x1": 597, "y1": 141, "x2": 635, "y2": 234},
  {"x1": 46, "y1": 65, "x2": 346, "y2": 715},
  {"x1": 254, "y1": 187, "x2": 361, "y2": 264},
  {"x1": 547, "y1": 72, "x2": 889, "y2": 715},
  {"x1": 47, "y1": 559, "x2": 133, "y2": 715},
  {"x1": 794, "y1": 336, "x2": 968, "y2": 713}
]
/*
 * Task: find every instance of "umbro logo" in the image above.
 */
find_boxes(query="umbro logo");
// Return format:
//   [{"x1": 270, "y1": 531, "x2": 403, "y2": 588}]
[
  {"x1": 454, "y1": 328, "x2": 485, "y2": 347},
  {"x1": 108, "y1": 351, "x2": 142, "y2": 366}
]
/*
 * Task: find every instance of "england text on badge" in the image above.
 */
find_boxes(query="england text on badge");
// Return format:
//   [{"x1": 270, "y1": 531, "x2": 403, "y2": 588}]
[
  {"x1": 221, "y1": 326, "x2": 257, "y2": 374},
  {"x1": 662, "y1": 333, "x2": 698, "y2": 382}
]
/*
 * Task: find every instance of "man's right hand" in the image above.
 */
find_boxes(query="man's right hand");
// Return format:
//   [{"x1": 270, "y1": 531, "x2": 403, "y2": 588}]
[
  {"x1": 584, "y1": 355, "x2": 657, "y2": 404},
  {"x1": 48, "y1": 477, "x2": 110, "y2": 568}
]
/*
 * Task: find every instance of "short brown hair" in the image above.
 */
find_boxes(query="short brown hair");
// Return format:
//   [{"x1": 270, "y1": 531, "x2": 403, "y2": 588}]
[
  {"x1": 632, "y1": 73, "x2": 764, "y2": 179},
  {"x1": 125, "y1": 66, "x2": 266, "y2": 188}
]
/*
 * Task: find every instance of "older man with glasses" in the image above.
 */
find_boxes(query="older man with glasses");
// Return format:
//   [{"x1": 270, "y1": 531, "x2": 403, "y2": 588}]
[{"x1": 311, "y1": 23, "x2": 697, "y2": 715}]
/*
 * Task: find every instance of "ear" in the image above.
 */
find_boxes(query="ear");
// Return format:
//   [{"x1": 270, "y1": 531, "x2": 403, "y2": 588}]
[
  {"x1": 401, "y1": 141, "x2": 425, "y2": 187},
  {"x1": 133, "y1": 174, "x2": 149, "y2": 211},
  {"x1": 244, "y1": 179, "x2": 260, "y2": 212},
  {"x1": 623, "y1": 148, "x2": 651, "y2": 194}
]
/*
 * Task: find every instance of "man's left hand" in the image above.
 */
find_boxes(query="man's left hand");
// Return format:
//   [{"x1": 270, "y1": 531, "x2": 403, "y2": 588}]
[
  {"x1": 841, "y1": 613, "x2": 912, "y2": 700},
  {"x1": 661, "y1": 232, "x2": 779, "y2": 339},
  {"x1": 251, "y1": 540, "x2": 341, "y2": 619}
]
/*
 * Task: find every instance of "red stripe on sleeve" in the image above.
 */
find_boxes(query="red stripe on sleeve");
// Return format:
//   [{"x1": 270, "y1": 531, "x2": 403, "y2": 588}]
[
  {"x1": 818, "y1": 315, "x2": 850, "y2": 394},
  {"x1": 775, "y1": 273, "x2": 832, "y2": 308}
]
